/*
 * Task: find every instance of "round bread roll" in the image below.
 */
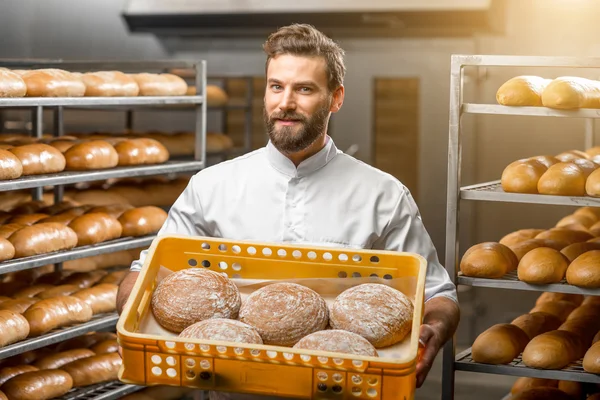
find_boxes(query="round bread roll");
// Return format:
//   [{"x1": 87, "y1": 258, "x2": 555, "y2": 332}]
[
  {"x1": 293, "y1": 329, "x2": 378, "y2": 357},
  {"x1": 511, "y1": 387, "x2": 573, "y2": 400},
  {"x1": 499, "y1": 229, "x2": 546, "y2": 247},
  {"x1": 535, "y1": 292, "x2": 584, "y2": 307},
  {"x1": 537, "y1": 162, "x2": 586, "y2": 196},
  {"x1": 535, "y1": 228, "x2": 593, "y2": 245},
  {"x1": 240, "y1": 282, "x2": 328, "y2": 347},
  {"x1": 530, "y1": 300, "x2": 578, "y2": 322},
  {"x1": 9, "y1": 144, "x2": 66, "y2": 175},
  {"x1": 565, "y1": 250, "x2": 600, "y2": 288},
  {"x1": 501, "y1": 159, "x2": 547, "y2": 194},
  {"x1": 583, "y1": 341, "x2": 600, "y2": 373},
  {"x1": 511, "y1": 377, "x2": 557, "y2": 395},
  {"x1": 0, "y1": 149, "x2": 23, "y2": 180},
  {"x1": 495, "y1": 76, "x2": 550, "y2": 106},
  {"x1": 509, "y1": 239, "x2": 565, "y2": 261},
  {"x1": 530, "y1": 155, "x2": 559, "y2": 169},
  {"x1": 522, "y1": 330, "x2": 583, "y2": 369},
  {"x1": 64, "y1": 140, "x2": 119, "y2": 170},
  {"x1": 179, "y1": 318, "x2": 263, "y2": 344},
  {"x1": 329, "y1": 283, "x2": 413, "y2": 348},
  {"x1": 517, "y1": 247, "x2": 569, "y2": 284},
  {"x1": 151, "y1": 268, "x2": 241, "y2": 333},
  {"x1": 471, "y1": 323, "x2": 529, "y2": 364},
  {"x1": 206, "y1": 85, "x2": 229, "y2": 106},
  {"x1": 460, "y1": 242, "x2": 518, "y2": 278},
  {"x1": 511, "y1": 312, "x2": 561, "y2": 340}
]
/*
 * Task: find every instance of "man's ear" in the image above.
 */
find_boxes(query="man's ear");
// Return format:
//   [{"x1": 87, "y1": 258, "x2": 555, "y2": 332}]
[{"x1": 330, "y1": 85, "x2": 345, "y2": 113}]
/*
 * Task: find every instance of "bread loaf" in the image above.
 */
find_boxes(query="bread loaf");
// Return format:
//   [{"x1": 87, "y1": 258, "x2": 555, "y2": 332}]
[
  {"x1": 460, "y1": 242, "x2": 518, "y2": 278},
  {"x1": 20, "y1": 69, "x2": 85, "y2": 97},
  {"x1": 509, "y1": 239, "x2": 565, "y2": 261},
  {"x1": 118, "y1": 206, "x2": 167, "y2": 237},
  {"x1": 240, "y1": 282, "x2": 329, "y2": 347},
  {"x1": 293, "y1": 329, "x2": 378, "y2": 357},
  {"x1": 8, "y1": 144, "x2": 66, "y2": 175},
  {"x1": 499, "y1": 229, "x2": 546, "y2": 247},
  {"x1": 81, "y1": 71, "x2": 139, "y2": 97},
  {"x1": 511, "y1": 312, "x2": 561, "y2": 340},
  {"x1": 8, "y1": 223, "x2": 78, "y2": 258},
  {"x1": 555, "y1": 150, "x2": 590, "y2": 162},
  {"x1": 98, "y1": 269, "x2": 128, "y2": 285},
  {"x1": 575, "y1": 206, "x2": 600, "y2": 220},
  {"x1": 556, "y1": 213, "x2": 596, "y2": 229},
  {"x1": 535, "y1": 228, "x2": 593, "y2": 245},
  {"x1": 511, "y1": 387, "x2": 573, "y2": 400},
  {"x1": 179, "y1": 318, "x2": 263, "y2": 344},
  {"x1": 152, "y1": 268, "x2": 242, "y2": 333},
  {"x1": 9, "y1": 213, "x2": 49, "y2": 225},
  {"x1": 131, "y1": 73, "x2": 188, "y2": 96},
  {"x1": 90, "y1": 339, "x2": 119, "y2": 354},
  {"x1": 24, "y1": 296, "x2": 93, "y2": 337},
  {"x1": 510, "y1": 377, "x2": 557, "y2": 395},
  {"x1": 530, "y1": 300, "x2": 578, "y2": 323},
  {"x1": 471, "y1": 323, "x2": 529, "y2": 364},
  {"x1": 496, "y1": 76, "x2": 551, "y2": 106},
  {"x1": 522, "y1": 330, "x2": 583, "y2": 369},
  {"x1": 537, "y1": 163, "x2": 586, "y2": 196},
  {"x1": 86, "y1": 203, "x2": 133, "y2": 218},
  {"x1": 60, "y1": 352, "x2": 122, "y2": 387},
  {"x1": 48, "y1": 139, "x2": 78, "y2": 153},
  {"x1": 557, "y1": 380, "x2": 583, "y2": 399},
  {"x1": 0, "y1": 68, "x2": 27, "y2": 98},
  {"x1": 0, "y1": 149, "x2": 23, "y2": 180},
  {"x1": 583, "y1": 341, "x2": 600, "y2": 373},
  {"x1": 0, "y1": 237, "x2": 14, "y2": 262},
  {"x1": 530, "y1": 155, "x2": 560, "y2": 169},
  {"x1": 71, "y1": 283, "x2": 118, "y2": 314},
  {"x1": 56, "y1": 332, "x2": 116, "y2": 352},
  {"x1": 68, "y1": 212, "x2": 122, "y2": 246},
  {"x1": 542, "y1": 76, "x2": 600, "y2": 109},
  {"x1": 205, "y1": 85, "x2": 229, "y2": 106},
  {"x1": 40, "y1": 207, "x2": 89, "y2": 225},
  {"x1": 329, "y1": 283, "x2": 412, "y2": 348},
  {"x1": 13, "y1": 284, "x2": 54, "y2": 299},
  {"x1": 0, "y1": 298, "x2": 37, "y2": 314},
  {"x1": 560, "y1": 242, "x2": 600, "y2": 262},
  {"x1": 517, "y1": 247, "x2": 569, "y2": 284},
  {"x1": 36, "y1": 284, "x2": 80, "y2": 300},
  {"x1": 0, "y1": 365, "x2": 38, "y2": 386},
  {"x1": 64, "y1": 140, "x2": 119, "y2": 170},
  {"x1": 114, "y1": 138, "x2": 169, "y2": 166},
  {"x1": 501, "y1": 159, "x2": 547, "y2": 193},
  {"x1": 1, "y1": 369, "x2": 73, "y2": 400},
  {"x1": 0, "y1": 310, "x2": 30, "y2": 347},
  {"x1": 33, "y1": 348, "x2": 95, "y2": 369},
  {"x1": 535, "y1": 292, "x2": 584, "y2": 306},
  {"x1": 558, "y1": 315, "x2": 600, "y2": 346},
  {"x1": 60, "y1": 271, "x2": 107, "y2": 288},
  {"x1": 566, "y1": 250, "x2": 600, "y2": 288},
  {"x1": 0, "y1": 223, "x2": 23, "y2": 239}
]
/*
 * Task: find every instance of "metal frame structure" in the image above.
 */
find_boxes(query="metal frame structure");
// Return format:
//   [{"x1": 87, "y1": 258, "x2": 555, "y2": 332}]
[
  {"x1": 0, "y1": 58, "x2": 208, "y2": 399},
  {"x1": 443, "y1": 55, "x2": 600, "y2": 399}
]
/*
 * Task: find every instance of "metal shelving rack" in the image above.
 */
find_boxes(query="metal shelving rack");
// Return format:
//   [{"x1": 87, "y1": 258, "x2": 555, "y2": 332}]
[
  {"x1": 443, "y1": 55, "x2": 600, "y2": 399},
  {"x1": 0, "y1": 59, "x2": 207, "y2": 400}
]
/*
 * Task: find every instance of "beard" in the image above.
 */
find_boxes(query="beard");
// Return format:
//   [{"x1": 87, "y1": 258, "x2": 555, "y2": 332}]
[{"x1": 264, "y1": 101, "x2": 330, "y2": 154}]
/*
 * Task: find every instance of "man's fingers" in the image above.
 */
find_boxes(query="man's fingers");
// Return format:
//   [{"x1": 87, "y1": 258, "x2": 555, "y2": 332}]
[{"x1": 415, "y1": 324, "x2": 439, "y2": 388}]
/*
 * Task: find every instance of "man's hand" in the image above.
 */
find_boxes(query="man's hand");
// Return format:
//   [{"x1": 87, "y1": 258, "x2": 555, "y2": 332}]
[
  {"x1": 116, "y1": 271, "x2": 140, "y2": 315},
  {"x1": 415, "y1": 296, "x2": 460, "y2": 388}
]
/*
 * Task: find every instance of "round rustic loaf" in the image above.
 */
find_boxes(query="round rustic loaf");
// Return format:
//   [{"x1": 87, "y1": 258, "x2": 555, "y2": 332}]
[
  {"x1": 179, "y1": 318, "x2": 262, "y2": 344},
  {"x1": 330, "y1": 283, "x2": 413, "y2": 348},
  {"x1": 151, "y1": 269, "x2": 241, "y2": 333},
  {"x1": 293, "y1": 329, "x2": 378, "y2": 357},
  {"x1": 239, "y1": 282, "x2": 328, "y2": 347}
]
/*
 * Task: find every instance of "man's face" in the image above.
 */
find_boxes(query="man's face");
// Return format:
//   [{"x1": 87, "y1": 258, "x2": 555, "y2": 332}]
[{"x1": 264, "y1": 54, "x2": 333, "y2": 154}]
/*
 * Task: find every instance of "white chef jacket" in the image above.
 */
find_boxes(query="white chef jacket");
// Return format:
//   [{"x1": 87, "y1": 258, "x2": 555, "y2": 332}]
[{"x1": 130, "y1": 136, "x2": 457, "y2": 304}]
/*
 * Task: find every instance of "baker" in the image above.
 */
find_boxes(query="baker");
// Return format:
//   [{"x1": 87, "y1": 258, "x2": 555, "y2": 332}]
[{"x1": 117, "y1": 23, "x2": 459, "y2": 395}]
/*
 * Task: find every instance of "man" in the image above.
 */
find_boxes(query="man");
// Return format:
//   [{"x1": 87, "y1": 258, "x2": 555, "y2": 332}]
[{"x1": 117, "y1": 23, "x2": 459, "y2": 393}]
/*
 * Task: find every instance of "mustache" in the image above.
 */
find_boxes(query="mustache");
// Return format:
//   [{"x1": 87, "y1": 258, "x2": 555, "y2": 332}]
[{"x1": 268, "y1": 111, "x2": 307, "y2": 122}]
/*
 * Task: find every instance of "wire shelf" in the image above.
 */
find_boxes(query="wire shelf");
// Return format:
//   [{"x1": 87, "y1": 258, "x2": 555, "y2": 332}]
[{"x1": 56, "y1": 381, "x2": 143, "y2": 400}]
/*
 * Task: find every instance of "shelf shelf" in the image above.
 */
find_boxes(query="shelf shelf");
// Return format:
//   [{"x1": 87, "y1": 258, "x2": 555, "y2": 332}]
[
  {"x1": 57, "y1": 381, "x2": 143, "y2": 400},
  {"x1": 0, "y1": 313, "x2": 118, "y2": 361},
  {"x1": 455, "y1": 348, "x2": 600, "y2": 384},
  {"x1": 0, "y1": 96, "x2": 204, "y2": 108},
  {"x1": 0, "y1": 235, "x2": 154, "y2": 275},
  {"x1": 463, "y1": 103, "x2": 600, "y2": 119},
  {"x1": 461, "y1": 181, "x2": 600, "y2": 206},
  {"x1": 458, "y1": 271, "x2": 600, "y2": 296},
  {"x1": 0, "y1": 161, "x2": 203, "y2": 192}
]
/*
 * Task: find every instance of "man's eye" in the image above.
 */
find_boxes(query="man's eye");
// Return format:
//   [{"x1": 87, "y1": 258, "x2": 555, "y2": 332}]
[
  {"x1": 271, "y1": 85, "x2": 282, "y2": 90},
  {"x1": 299, "y1": 87, "x2": 311, "y2": 92}
]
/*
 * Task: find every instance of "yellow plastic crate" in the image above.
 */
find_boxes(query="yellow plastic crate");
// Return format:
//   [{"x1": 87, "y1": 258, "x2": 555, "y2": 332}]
[{"x1": 117, "y1": 235, "x2": 427, "y2": 399}]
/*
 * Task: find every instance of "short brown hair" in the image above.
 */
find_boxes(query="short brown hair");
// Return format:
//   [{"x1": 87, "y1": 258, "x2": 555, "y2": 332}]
[{"x1": 263, "y1": 24, "x2": 346, "y2": 92}]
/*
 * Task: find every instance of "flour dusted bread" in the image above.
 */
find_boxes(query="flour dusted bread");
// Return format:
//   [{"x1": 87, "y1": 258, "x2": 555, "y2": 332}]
[
  {"x1": 0, "y1": 68, "x2": 27, "y2": 97},
  {"x1": 131, "y1": 73, "x2": 188, "y2": 96},
  {"x1": 565, "y1": 250, "x2": 600, "y2": 288},
  {"x1": 293, "y1": 329, "x2": 378, "y2": 357},
  {"x1": 152, "y1": 268, "x2": 241, "y2": 333},
  {"x1": 499, "y1": 229, "x2": 546, "y2": 247},
  {"x1": 542, "y1": 76, "x2": 600, "y2": 109},
  {"x1": 329, "y1": 283, "x2": 413, "y2": 348},
  {"x1": 537, "y1": 162, "x2": 586, "y2": 196},
  {"x1": 511, "y1": 312, "x2": 561, "y2": 340},
  {"x1": 517, "y1": 247, "x2": 569, "y2": 284},
  {"x1": 239, "y1": 282, "x2": 328, "y2": 347},
  {"x1": 81, "y1": 71, "x2": 139, "y2": 97},
  {"x1": 522, "y1": 330, "x2": 583, "y2": 369},
  {"x1": 460, "y1": 242, "x2": 518, "y2": 278},
  {"x1": 511, "y1": 387, "x2": 573, "y2": 400},
  {"x1": 0, "y1": 149, "x2": 23, "y2": 180},
  {"x1": 20, "y1": 68, "x2": 85, "y2": 97},
  {"x1": 471, "y1": 323, "x2": 529, "y2": 364},
  {"x1": 501, "y1": 159, "x2": 547, "y2": 193},
  {"x1": 496, "y1": 76, "x2": 551, "y2": 106},
  {"x1": 179, "y1": 318, "x2": 263, "y2": 344},
  {"x1": 1, "y1": 370, "x2": 73, "y2": 400}
]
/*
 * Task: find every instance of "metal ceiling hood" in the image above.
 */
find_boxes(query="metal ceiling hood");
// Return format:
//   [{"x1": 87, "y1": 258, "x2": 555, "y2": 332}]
[{"x1": 122, "y1": 0, "x2": 505, "y2": 39}]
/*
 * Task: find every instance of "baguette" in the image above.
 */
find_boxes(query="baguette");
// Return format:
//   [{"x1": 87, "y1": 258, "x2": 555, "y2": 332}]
[
  {"x1": 68, "y1": 212, "x2": 122, "y2": 246},
  {"x1": 118, "y1": 206, "x2": 167, "y2": 237},
  {"x1": 64, "y1": 140, "x2": 119, "y2": 170},
  {"x1": 71, "y1": 283, "x2": 118, "y2": 314},
  {"x1": 23, "y1": 296, "x2": 93, "y2": 337},
  {"x1": 8, "y1": 144, "x2": 66, "y2": 175},
  {"x1": 496, "y1": 76, "x2": 551, "y2": 106},
  {"x1": 542, "y1": 76, "x2": 600, "y2": 109},
  {"x1": 0, "y1": 310, "x2": 30, "y2": 347},
  {"x1": 60, "y1": 352, "x2": 122, "y2": 387},
  {"x1": 1, "y1": 369, "x2": 73, "y2": 400},
  {"x1": 8, "y1": 222, "x2": 78, "y2": 258},
  {"x1": 33, "y1": 348, "x2": 95, "y2": 369},
  {"x1": 0, "y1": 149, "x2": 23, "y2": 180}
]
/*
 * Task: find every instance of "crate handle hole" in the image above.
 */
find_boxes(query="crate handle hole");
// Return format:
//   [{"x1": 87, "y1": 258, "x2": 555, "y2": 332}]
[
  {"x1": 166, "y1": 356, "x2": 176, "y2": 366},
  {"x1": 333, "y1": 358, "x2": 344, "y2": 366},
  {"x1": 200, "y1": 360, "x2": 211, "y2": 369},
  {"x1": 352, "y1": 255, "x2": 362, "y2": 262},
  {"x1": 184, "y1": 343, "x2": 195, "y2": 351},
  {"x1": 277, "y1": 249, "x2": 287, "y2": 257},
  {"x1": 250, "y1": 350, "x2": 261, "y2": 357},
  {"x1": 200, "y1": 371, "x2": 212, "y2": 380},
  {"x1": 151, "y1": 355, "x2": 162, "y2": 364},
  {"x1": 188, "y1": 259, "x2": 197, "y2": 267},
  {"x1": 317, "y1": 371, "x2": 328, "y2": 381},
  {"x1": 219, "y1": 262, "x2": 228, "y2": 270},
  {"x1": 368, "y1": 377, "x2": 378, "y2": 386},
  {"x1": 232, "y1": 262, "x2": 242, "y2": 271},
  {"x1": 370, "y1": 273, "x2": 379, "y2": 278},
  {"x1": 262, "y1": 247, "x2": 273, "y2": 256},
  {"x1": 332, "y1": 385, "x2": 343, "y2": 393},
  {"x1": 352, "y1": 375, "x2": 362, "y2": 384},
  {"x1": 300, "y1": 355, "x2": 311, "y2": 362},
  {"x1": 332, "y1": 373, "x2": 343, "y2": 382},
  {"x1": 201, "y1": 243, "x2": 210, "y2": 250},
  {"x1": 185, "y1": 358, "x2": 195, "y2": 367},
  {"x1": 201, "y1": 260, "x2": 211, "y2": 268},
  {"x1": 370, "y1": 256, "x2": 379, "y2": 263},
  {"x1": 323, "y1": 252, "x2": 332, "y2": 261},
  {"x1": 317, "y1": 383, "x2": 327, "y2": 392},
  {"x1": 234, "y1": 348, "x2": 245, "y2": 355},
  {"x1": 318, "y1": 357, "x2": 329, "y2": 364},
  {"x1": 338, "y1": 271, "x2": 347, "y2": 278},
  {"x1": 217, "y1": 346, "x2": 227, "y2": 353},
  {"x1": 151, "y1": 367, "x2": 162, "y2": 376},
  {"x1": 352, "y1": 360, "x2": 364, "y2": 368},
  {"x1": 165, "y1": 341, "x2": 176, "y2": 349},
  {"x1": 167, "y1": 368, "x2": 177, "y2": 378},
  {"x1": 283, "y1": 352, "x2": 294, "y2": 360},
  {"x1": 351, "y1": 387, "x2": 362, "y2": 397},
  {"x1": 200, "y1": 345, "x2": 210, "y2": 352},
  {"x1": 383, "y1": 274, "x2": 393, "y2": 280},
  {"x1": 308, "y1": 251, "x2": 317, "y2": 260},
  {"x1": 367, "y1": 388, "x2": 377, "y2": 398},
  {"x1": 338, "y1": 254, "x2": 348, "y2": 262},
  {"x1": 247, "y1": 246, "x2": 257, "y2": 255},
  {"x1": 232, "y1": 245, "x2": 241, "y2": 254},
  {"x1": 186, "y1": 370, "x2": 196, "y2": 379},
  {"x1": 218, "y1": 244, "x2": 227, "y2": 252},
  {"x1": 267, "y1": 351, "x2": 278, "y2": 358},
  {"x1": 352, "y1": 272, "x2": 361, "y2": 278},
  {"x1": 292, "y1": 250, "x2": 302, "y2": 259}
]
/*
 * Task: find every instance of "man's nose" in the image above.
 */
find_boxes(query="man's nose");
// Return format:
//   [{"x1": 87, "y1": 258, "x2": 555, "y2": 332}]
[{"x1": 278, "y1": 89, "x2": 296, "y2": 111}]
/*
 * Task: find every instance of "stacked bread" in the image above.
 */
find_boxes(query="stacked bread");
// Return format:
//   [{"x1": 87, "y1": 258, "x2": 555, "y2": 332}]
[
  {"x1": 472, "y1": 292, "x2": 600, "y2": 372},
  {"x1": 496, "y1": 75, "x2": 600, "y2": 110},
  {"x1": 0, "y1": 330, "x2": 123, "y2": 400},
  {"x1": 500, "y1": 149, "x2": 600, "y2": 196},
  {"x1": 150, "y1": 269, "x2": 415, "y2": 357},
  {"x1": 460, "y1": 206, "x2": 600, "y2": 288},
  {"x1": 0, "y1": 200, "x2": 166, "y2": 263}
]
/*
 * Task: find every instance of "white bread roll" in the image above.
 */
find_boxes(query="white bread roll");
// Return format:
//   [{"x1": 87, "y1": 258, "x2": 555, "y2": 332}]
[
  {"x1": 151, "y1": 269, "x2": 241, "y2": 333},
  {"x1": 496, "y1": 76, "x2": 551, "y2": 106},
  {"x1": 460, "y1": 242, "x2": 518, "y2": 278},
  {"x1": 240, "y1": 282, "x2": 329, "y2": 347},
  {"x1": 8, "y1": 144, "x2": 66, "y2": 175},
  {"x1": 511, "y1": 312, "x2": 561, "y2": 340},
  {"x1": 0, "y1": 68, "x2": 27, "y2": 97},
  {"x1": 64, "y1": 141, "x2": 119, "y2": 170},
  {"x1": 509, "y1": 238, "x2": 565, "y2": 261},
  {"x1": 535, "y1": 228, "x2": 593, "y2": 245},
  {"x1": 517, "y1": 247, "x2": 569, "y2": 284},
  {"x1": 179, "y1": 318, "x2": 262, "y2": 344},
  {"x1": 535, "y1": 292, "x2": 584, "y2": 307},
  {"x1": 565, "y1": 250, "x2": 600, "y2": 288},
  {"x1": 537, "y1": 162, "x2": 586, "y2": 196},
  {"x1": 522, "y1": 330, "x2": 583, "y2": 369},
  {"x1": 81, "y1": 71, "x2": 139, "y2": 97},
  {"x1": 556, "y1": 213, "x2": 596, "y2": 228},
  {"x1": 471, "y1": 323, "x2": 529, "y2": 364},
  {"x1": 21, "y1": 69, "x2": 85, "y2": 97},
  {"x1": 501, "y1": 159, "x2": 547, "y2": 194},
  {"x1": 293, "y1": 329, "x2": 378, "y2": 357},
  {"x1": 499, "y1": 229, "x2": 546, "y2": 247},
  {"x1": 542, "y1": 76, "x2": 600, "y2": 109},
  {"x1": 529, "y1": 300, "x2": 578, "y2": 322}
]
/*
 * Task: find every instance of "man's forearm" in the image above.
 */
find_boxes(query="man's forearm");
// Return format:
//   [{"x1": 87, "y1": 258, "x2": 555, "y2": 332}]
[
  {"x1": 117, "y1": 271, "x2": 140, "y2": 315},
  {"x1": 423, "y1": 296, "x2": 460, "y2": 343}
]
